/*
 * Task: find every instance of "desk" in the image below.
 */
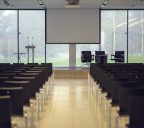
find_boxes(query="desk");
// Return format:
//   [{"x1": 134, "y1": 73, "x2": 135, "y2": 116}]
[
  {"x1": 13, "y1": 52, "x2": 26, "y2": 63},
  {"x1": 95, "y1": 55, "x2": 107, "y2": 64}
]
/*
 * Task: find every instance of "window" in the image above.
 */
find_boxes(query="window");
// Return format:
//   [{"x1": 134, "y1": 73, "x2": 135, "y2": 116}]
[
  {"x1": 0, "y1": 10, "x2": 17, "y2": 63},
  {"x1": 46, "y1": 44, "x2": 69, "y2": 67},
  {"x1": 101, "y1": 10, "x2": 127, "y2": 62},
  {"x1": 128, "y1": 10, "x2": 144, "y2": 63},
  {"x1": 19, "y1": 10, "x2": 45, "y2": 63}
]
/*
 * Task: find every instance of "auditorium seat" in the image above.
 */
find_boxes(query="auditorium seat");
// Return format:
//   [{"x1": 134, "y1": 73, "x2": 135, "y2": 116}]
[
  {"x1": 117, "y1": 88, "x2": 144, "y2": 128},
  {"x1": 89, "y1": 63, "x2": 144, "y2": 128},
  {"x1": 126, "y1": 96, "x2": 144, "y2": 128},
  {"x1": 0, "y1": 63, "x2": 53, "y2": 128},
  {"x1": 0, "y1": 96, "x2": 12, "y2": 128}
]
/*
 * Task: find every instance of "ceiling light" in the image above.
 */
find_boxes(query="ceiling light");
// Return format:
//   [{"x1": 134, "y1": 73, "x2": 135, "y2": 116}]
[
  {"x1": 101, "y1": 0, "x2": 109, "y2": 8},
  {"x1": 37, "y1": 0, "x2": 46, "y2": 8},
  {"x1": 103, "y1": 0, "x2": 109, "y2": 5},
  {"x1": 3, "y1": 0, "x2": 10, "y2": 6},
  {"x1": 38, "y1": 0, "x2": 43, "y2": 5},
  {"x1": 101, "y1": 4, "x2": 105, "y2": 8},
  {"x1": 41, "y1": 4, "x2": 46, "y2": 8}
]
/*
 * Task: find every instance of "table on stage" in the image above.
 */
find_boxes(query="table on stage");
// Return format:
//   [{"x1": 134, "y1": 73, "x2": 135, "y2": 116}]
[
  {"x1": 95, "y1": 55, "x2": 107, "y2": 64},
  {"x1": 13, "y1": 52, "x2": 26, "y2": 63}
]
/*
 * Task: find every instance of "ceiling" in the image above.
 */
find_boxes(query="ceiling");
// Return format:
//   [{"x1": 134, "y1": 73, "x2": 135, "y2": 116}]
[{"x1": 0, "y1": 0, "x2": 144, "y2": 9}]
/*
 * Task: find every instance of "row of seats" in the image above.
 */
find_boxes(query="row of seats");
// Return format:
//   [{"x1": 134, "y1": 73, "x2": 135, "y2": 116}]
[
  {"x1": 89, "y1": 63, "x2": 144, "y2": 128},
  {"x1": 0, "y1": 63, "x2": 53, "y2": 128}
]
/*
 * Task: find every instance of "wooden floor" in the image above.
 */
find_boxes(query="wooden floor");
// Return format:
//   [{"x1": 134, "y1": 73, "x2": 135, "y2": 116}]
[{"x1": 36, "y1": 79, "x2": 102, "y2": 128}]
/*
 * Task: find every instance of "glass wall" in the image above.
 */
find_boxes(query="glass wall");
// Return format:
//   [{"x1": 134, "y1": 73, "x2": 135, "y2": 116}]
[
  {"x1": 128, "y1": 10, "x2": 144, "y2": 63},
  {"x1": 0, "y1": 10, "x2": 17, "y2": 63},
  {"x1": 101, "y1": 10, "x2": 127, "y2": 62},
  {"x1": 19, "y1": 10, "x2": 45, "y2": 63},
  {"x1": 46, "y1": 44, "x2": 100, "y2": 67},
  {"x1": 0, "y1": 10, "x2": 45, "y2": 64},
  {"x1": 2, "y1": 9, "x2": 144, "y2": 66},
  {"x1": 46, "y1": 44, "x2": 69, "y2": 67}
]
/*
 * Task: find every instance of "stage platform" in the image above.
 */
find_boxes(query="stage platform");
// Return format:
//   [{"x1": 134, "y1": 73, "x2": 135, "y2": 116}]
[{"x1": 53, "y1": 67, "x2": 89, "y2": 79}]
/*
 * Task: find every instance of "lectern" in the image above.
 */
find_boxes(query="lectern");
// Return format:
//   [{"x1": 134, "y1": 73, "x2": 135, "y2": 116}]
[{"x1": 25, "y1": 45, "x2": 35, "y2": 63}]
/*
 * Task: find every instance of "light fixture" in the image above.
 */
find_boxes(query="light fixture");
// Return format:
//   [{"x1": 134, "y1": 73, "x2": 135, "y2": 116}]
[
  {"x1": 101, "y1": 0, "x2": 109, "y2": 8},
  {"x1": 37, "y1": 0, "x2": 46, "y2": 8},
  {"x1": 41, "y1": 4, "x2": 46, "y2": 8},
  {"x1": 103, "y1": 0, "x2": 109, "y2": 5},
  {"x1": 3, "y1": 0, "x2": 10, "y2": 6},
  {"x1": 101, "y1": 4, "x2": 105, "y2": 8},
  {"x1": 38, "y1": 0, "x2": 43, "y2": 5}
]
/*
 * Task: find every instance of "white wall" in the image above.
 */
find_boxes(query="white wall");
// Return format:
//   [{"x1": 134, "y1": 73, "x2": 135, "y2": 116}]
[{"x1": 47, "y1": 8, "x2": 99, "y2": 43}]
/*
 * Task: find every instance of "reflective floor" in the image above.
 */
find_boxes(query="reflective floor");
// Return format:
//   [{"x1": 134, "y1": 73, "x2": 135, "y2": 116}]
[{"x1": 36, "y1": 79, "x2": 98, "y2": 128}]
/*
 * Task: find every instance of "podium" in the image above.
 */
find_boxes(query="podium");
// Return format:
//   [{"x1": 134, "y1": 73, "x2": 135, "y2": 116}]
[{"x1": 25, "y1": 45, "x2": 35, "y2": 63}]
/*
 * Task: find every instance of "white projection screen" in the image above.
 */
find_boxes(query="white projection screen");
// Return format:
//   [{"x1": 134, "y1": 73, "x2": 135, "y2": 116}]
[{"x1": 46, "y1": 9, "x2": 100, "y2": 44}]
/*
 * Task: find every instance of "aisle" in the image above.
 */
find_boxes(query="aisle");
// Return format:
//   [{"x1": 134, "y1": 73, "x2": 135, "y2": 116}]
[{"x1": 37, "y1": 79, "x2": 97, "y2": 128}]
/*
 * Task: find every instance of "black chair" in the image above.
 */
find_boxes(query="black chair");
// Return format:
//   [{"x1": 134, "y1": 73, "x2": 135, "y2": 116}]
[
  {"x1": 0, "y1": 96, "x2": 11, "y2": 128},
  {"x1": 127, "y1": 96, "x2": 144, "y2": 128},
  {"x1": 111, "y1": 51, "x2": 124, "y2": 63},
  {"x1": 95, "y1": 51, "x2": 107, "y2": 64},
  {"x1": 81, "y1": 51, "x2": 94, "y2": 65}
]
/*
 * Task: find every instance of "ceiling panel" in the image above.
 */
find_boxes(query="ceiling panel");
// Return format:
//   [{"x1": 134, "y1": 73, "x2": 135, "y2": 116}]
[
  {"x1": 0, "y1": 0, "x2": 144, "y2": 9},
  {"x1": 43, "y1": 0, "x2": 103, "y2": 9},
  {"x1": 0, "y1": 0, "x2": 41, "y2": 9},
  {"x1": 105, "y1": 0, "x2": 144, "y2": 9}
]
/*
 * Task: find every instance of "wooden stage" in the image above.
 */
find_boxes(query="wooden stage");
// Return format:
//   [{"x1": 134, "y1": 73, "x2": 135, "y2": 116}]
[{"x1": 53, "y1": 67, "x2": 89, "y2": 79}]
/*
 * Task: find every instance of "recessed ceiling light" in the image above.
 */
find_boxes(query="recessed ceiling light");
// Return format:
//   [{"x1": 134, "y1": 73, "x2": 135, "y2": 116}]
[
  {"x1": 37, "y1": 0, "x2": 46, "y2": 8},
  {"x1": 38, "y1": 0, "x2": 43, "y2": 5},
  {"x1": 3, "y1": 0, "x2": 10, "y2": 6},
  {"x1": 103, "y1": 0, "x2": 109, "y2": 5},
  {"x1": 101, "y1": 0, "x2": 109, "y2": 8}
]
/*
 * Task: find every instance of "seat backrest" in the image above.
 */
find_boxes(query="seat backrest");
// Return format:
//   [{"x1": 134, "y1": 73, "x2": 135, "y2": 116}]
[
  {"x1": 129, "y1": 96, "x2": 144, "y2": 128},
  {"x1": 0, "y1": 87, "x2": 24, "y2": 115},
  {"x1": 119, "y1": 88, "x2": 144, "y2": 115},
  {"x1": 95, "y1": 51, "x2": 105, "y2": 55},
  {"x1": 115, "y1": 51, "x2": 124, "y2": 62},
  {"x1": 95, "y1": 51, "x2": 107, "y2": 64},
  {"x1": 111, "y1": 81, "x2": 138, "y2": 105},
  {"x1": 0, "y1": 96, "x2": 11, "y2": 128},
  {"x1": 115, "y1": 51, "x2": 124, "y2": 57},
  {"x1": 81, "y1": 51, "x2": 92, "y2": 62}
]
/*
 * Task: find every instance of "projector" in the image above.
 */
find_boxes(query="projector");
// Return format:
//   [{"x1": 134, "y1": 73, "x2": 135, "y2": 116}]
[{"x1": 65, "y1": 0, "x2": 80, "y2": 8}]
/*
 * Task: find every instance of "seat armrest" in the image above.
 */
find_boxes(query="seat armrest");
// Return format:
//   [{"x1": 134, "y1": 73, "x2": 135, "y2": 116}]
[
  {"x1": 111, "y1": 54, "x2": 115, "y2": 59},
  {"x1": 91, "y1": 54, "x2": 94, "y2": 60}
]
